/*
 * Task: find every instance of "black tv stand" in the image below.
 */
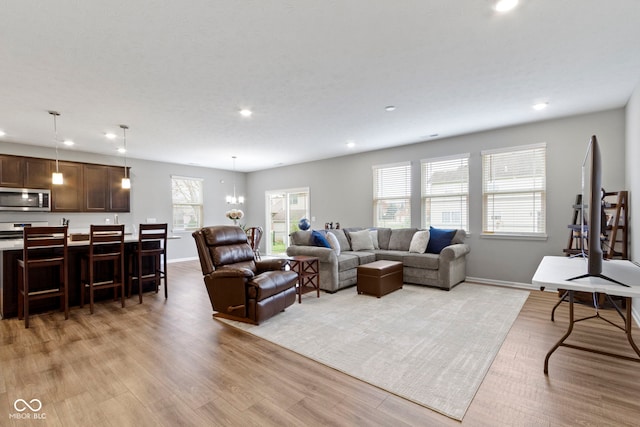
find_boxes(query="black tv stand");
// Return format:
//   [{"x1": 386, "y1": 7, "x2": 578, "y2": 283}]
[{"x1": 567, "y1": 272, "x2": 629, "y2": 287}]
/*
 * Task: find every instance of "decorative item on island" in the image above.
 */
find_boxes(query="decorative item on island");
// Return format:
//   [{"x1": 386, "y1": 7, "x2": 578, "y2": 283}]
[{"x1": 225, "y1": 208, "x2": 244, "y2": 225}]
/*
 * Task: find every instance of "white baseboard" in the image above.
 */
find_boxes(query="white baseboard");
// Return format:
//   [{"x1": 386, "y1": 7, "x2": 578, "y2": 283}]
[
  {"x1": 466, "y1": 276, "x2": 640, "y2": 328},
  {"x1": 167, "y1": 256, "x2": 198, "y2": 264},
  {"x1": 465, "y1": 276, "x2": 540, "y2": 291}
]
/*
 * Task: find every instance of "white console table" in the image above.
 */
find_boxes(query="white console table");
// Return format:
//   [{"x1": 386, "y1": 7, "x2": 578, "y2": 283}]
[{"x1": 532, "y1": 256, "x2": 640, "y2": 374}]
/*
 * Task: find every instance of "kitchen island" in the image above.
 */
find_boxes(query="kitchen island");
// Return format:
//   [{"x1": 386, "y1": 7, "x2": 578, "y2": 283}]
[{"x1": 0, "y1": 235, "x2": 160, "y2": 319}]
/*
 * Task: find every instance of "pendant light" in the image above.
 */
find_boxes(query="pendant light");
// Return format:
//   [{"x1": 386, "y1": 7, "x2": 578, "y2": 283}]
[
  {"x1": 226, "y1": 156, "x2": 244, "y2": 204},
  {"x1": 120, "y1": 124, "x2": 131, "y2": 189},
  {"x1": 49, "y1": 110, "x2": 64, "y2": 185}
]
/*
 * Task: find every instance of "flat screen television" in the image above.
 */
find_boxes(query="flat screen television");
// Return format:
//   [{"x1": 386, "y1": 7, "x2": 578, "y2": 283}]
[{"x1": 567, "y1": 135, "x2": 627, "y2": 286}]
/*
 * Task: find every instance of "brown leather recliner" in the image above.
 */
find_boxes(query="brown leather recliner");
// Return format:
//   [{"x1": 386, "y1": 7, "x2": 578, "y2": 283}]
[{"x1": 192, "y1": 225, "x2": 297, "y2": 324}]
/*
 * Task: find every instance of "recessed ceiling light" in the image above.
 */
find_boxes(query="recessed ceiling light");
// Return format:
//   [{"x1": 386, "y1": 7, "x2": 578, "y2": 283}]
[
  {"x1": 105, "y1": 132, "x2": 117, "y2": 139},
  {"x1": 63, "y1": 139, "x2": 74, "y2": 146},
  {"x1": 494, "y1": 0, "x2": 519, "y2": 13},
  {"x1": 384, "y1": 106, "x2": 396, "y2": 112},
  {"x1": 239, "y1": 109, "x2": 253, "y2": 117},
  {"x1": 346, "y1": 140, "x2": 356, "y2": 148},
  {"x1": 532, "y1": 102, "x2": 549, "y2": 111},
  {"x1": 117, "y1": 147, "x2": 126, "y2": 154},
  {"x1": 0, "y1": 130, "x2": 6, "y2": 137}
]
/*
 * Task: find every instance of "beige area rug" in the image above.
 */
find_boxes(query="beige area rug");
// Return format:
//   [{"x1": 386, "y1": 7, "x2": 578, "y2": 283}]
[{"x1": 218, "y1": 283, "x2": 529, "y2": 420}]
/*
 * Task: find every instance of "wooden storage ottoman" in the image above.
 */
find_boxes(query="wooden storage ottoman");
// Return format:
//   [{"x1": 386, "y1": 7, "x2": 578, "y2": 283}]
[{"x1": 357, "y1": 260, "x2": 403, "y2": 298}]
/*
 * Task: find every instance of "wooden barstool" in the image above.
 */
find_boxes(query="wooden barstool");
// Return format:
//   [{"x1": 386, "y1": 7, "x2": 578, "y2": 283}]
[
  {"x1": 80, "y1": 224, "x2": 125, "y2": 314},
  {"x1": 17, "y1": 226, "x2": 69, "y2": 328},
  {"x1": 128, "y1": 223, "x2": 168, "y2": 303}
]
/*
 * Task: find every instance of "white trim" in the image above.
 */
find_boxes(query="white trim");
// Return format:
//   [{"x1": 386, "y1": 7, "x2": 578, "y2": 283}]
[
  {"x1": 420, "y1": 152, "x2": 470, "y2": 164},
  {"x1": 480, "y1": 232, "x2": 548, "y2": 241},
  {"x1": 170, "y1": 175, "x2": 203, "y2": 181},
  {"x1": 372, "y1": 160, "x2": 411, "y2": 170},
  {"x1": 481, "y1": 142, "x2": 546, "y2": 156},
  {"x1": 168, "y1": 256, "x2": 198, "y2": 263},
  {"x1": 465, "y1": 276, "x2": 539, "y2": 291}
]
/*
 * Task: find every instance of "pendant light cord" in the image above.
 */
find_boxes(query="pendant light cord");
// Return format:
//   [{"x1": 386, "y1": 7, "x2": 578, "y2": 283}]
[
  {"x1": 52, "y1": 112, "x2": 60, "y2": 173},
  {"x1": 122, "y1": 126, "x2": 128, "y2": 178}
]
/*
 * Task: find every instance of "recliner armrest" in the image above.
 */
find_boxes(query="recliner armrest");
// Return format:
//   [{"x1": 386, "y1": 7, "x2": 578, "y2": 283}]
[
  {"x1": 256, "y1": 259, "x2": 287, "y2": 272},
  {"x1": 211, "y1": 267, "x2": 254, "y2": 279}
]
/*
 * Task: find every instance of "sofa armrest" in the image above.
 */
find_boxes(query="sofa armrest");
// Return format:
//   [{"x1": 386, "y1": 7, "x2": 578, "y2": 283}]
[
  {"x1": 286, "y1": 245, "x2": 337, "y2": 263},
  {"x1": 440, "y1": 243, "x2": 470, "y2": 262}
]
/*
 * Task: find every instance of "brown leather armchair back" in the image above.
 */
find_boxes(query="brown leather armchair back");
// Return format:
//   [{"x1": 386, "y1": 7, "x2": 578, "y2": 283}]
[{"x1": 193, "y1": 225, "x2": 256, "y2": 275}]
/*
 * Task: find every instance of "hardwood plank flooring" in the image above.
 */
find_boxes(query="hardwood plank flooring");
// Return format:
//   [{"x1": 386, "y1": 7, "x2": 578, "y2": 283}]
[{"x1": 2, "y1": 260, "x2": 640, "y2": 426}]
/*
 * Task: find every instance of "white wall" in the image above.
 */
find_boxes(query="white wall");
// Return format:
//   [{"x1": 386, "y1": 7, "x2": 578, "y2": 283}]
[
  {"x1": 0, "y1": 141, "x2": 245, "y2": 261},
  {"x1": 246, "y1": 109, "x2": 627, "y2": 285},
  {"x1": 1, "y1": 107, "x2": 627, "y2": 282},
  {"x1": 626, "y1": 81, "x2": 640, "y2": 320}
]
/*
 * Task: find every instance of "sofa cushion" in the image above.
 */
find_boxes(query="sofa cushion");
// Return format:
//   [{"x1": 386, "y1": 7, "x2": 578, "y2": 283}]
[
  {"x1": 375, "y1": 228, "x2": 392, "y2": 250},
  {"x1": 451, "y1": 229, "x2": 466, "y2": 244},
  {"x1": 426, "y1": 227, "x2": 457, "y2": 254},
  {"x1": 336, "y1": 253, "x2": 360, "y2": 271},
  {"x1": 402, "y1": 253, "x2": 439, "y2": 269},
  {"x1": 327, "y1": 229, "x2": 351, "y2": 252},
  {"x1": 349, "y1": 229, "x2": 375, "y2": 251},
  {"x1": 326, "y1": 231, "x2": 341, "y2": 256},
  {"x1": 409, "y1": 230, "x2": 430, "y2": 253},
  {"x1": 311, "y1": 230, "x2": 331, "y2": 248},
  {"x1": 388, "y1": 228, "x2": 418, "y2": 251},
  {"x1": 290, "y1": 230, "x2": 313, "y2": 246},
  {"x1": 343, "y1": 250, "x2": 376, "y2": 265},
  {"x1": 373, "y1": 250, "x2": 406, "y2": 262},
  {"x1": 369, "y1": 229, "x2": 380, "y2": 249}
]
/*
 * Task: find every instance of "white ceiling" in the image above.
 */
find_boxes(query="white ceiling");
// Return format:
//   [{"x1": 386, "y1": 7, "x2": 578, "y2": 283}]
[{"x1": 1, "y1": 1, "x2": 640, "y2": 172}]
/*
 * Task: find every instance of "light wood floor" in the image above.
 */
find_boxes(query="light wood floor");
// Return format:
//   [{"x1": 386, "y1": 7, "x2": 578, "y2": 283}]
[{"x1": 2, "y1": 260, "x2": 640, "y2": 426}]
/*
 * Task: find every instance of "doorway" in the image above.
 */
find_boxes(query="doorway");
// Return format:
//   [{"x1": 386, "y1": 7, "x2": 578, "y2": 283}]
[{"x1": 265, "y1": 188, "x2": 309, "y2": 255}]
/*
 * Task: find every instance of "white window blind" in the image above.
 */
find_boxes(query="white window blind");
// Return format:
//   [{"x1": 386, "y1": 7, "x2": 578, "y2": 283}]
[
  {"x1": 373, "y1": 162, "x2": 411, "y2": 228},
  {"x1": 171, "y1": 176, "x2": 204, "y2": 231},
  {"x1": 482, "y1": 143, "x2": 546, "y2": 236},
  {"x1": 421, "y1": 154, "x2": 469, "y2": 231}
]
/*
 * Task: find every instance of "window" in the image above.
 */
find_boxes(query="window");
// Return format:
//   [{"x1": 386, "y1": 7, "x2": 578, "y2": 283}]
[
  {"x1": 482, "y1": 143, "x2": 546, "y2": 236},
  {"x1": 421, "y1": 154, "x2": 469, "y2": 231},
  {"x1": 171, "y1": 176, "x2": 203, "y2": 231},
  {"x1": 373, "y1": 162, "x2": 411, "y2": 228}
]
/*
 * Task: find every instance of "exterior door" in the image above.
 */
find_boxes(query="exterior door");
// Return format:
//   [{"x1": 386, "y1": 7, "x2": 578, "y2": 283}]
[{"x1": 265, "y1": 188, "x2": 309, "y2": 255}]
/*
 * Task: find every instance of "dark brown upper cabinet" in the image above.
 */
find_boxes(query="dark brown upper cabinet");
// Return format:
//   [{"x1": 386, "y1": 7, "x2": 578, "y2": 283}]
[
  {"x1": 51, "y1": 161, "x2": 84, "y2": 212},
  {"x1": 84, "y1": 164, "x2": 110, "y2": 211},
  {"x1": 0, "y1": 155, "x2": 25, "y2": 187},
  {"x1": 0, "y1": 154, "x2": 130, "y2": 212},
  {"x1": 24, "y1": 157, "x2": 52, "y2": 188},
  {"x1": 108, "y1": 166, "x2": 131, "y2": 212},
  {"x1": 1, "y1": 156, "x2": 53, "y2": 188}
]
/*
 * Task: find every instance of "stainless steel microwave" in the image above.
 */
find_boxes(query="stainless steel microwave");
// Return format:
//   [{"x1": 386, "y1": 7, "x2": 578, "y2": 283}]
[{"x1": 0, "y1": 187, "x2": 51, "y2": 211}]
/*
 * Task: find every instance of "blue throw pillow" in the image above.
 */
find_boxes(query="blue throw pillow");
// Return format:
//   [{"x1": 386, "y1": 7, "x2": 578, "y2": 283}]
[
  {"x1": 311, "y1": 230, "x2": 331, "y2": 248},
  {"x1": 426, "y1": 227, "x2": 457, "y2": 254}
]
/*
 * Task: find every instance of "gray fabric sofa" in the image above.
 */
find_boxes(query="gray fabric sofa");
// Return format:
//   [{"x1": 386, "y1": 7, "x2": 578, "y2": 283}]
[{"x1": 285, "y1": 227, "x2": 470, "y2": 293}]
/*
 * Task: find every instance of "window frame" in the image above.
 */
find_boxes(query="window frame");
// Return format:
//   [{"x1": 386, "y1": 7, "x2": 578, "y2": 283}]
[
  {"x1": 420, "y1": 153, "x2": 469, "y2": 231},
  {"x1": 481, "y1": 143, "x2": 547, "y2": 239},
  {"x1": 372, "y1": 161, "x2": 412, "y2": 229},
  {"x1": 171, "y1": 175, "x2": 204, "y2": 232}
]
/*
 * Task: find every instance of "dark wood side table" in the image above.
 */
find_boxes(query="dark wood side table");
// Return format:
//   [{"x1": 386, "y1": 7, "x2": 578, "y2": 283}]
[{"x1": 287, "y1": 255, "x2": 320, "y2": 303}]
